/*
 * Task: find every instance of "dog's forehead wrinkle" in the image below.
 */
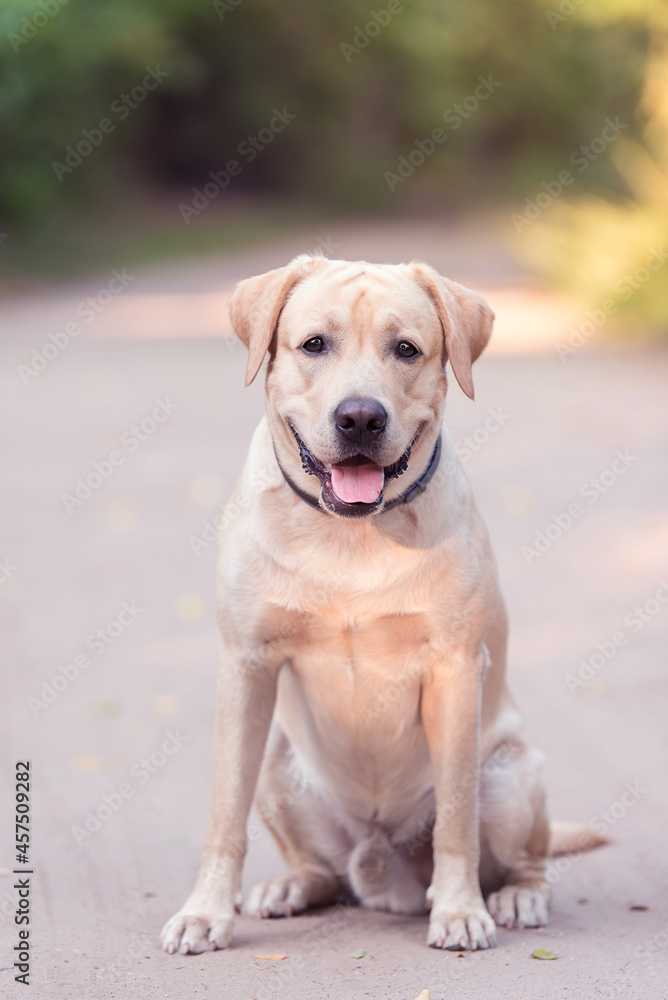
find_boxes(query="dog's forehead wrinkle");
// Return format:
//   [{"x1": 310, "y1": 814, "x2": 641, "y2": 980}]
[
  {"x1": 320, "y1": 263, "x2": 401, "y2": 292},
  {"x1": 338, "y1": 269, "x2": 367, "y2": 286}
]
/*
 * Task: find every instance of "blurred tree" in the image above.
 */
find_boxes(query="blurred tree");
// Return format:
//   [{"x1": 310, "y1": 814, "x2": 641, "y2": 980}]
[
  {"x1": 516, "y1": 0, "x2": 668, "y2": 333},
  {"x1": 0, "y1": 0, "x2": 648, "y2": 227}
]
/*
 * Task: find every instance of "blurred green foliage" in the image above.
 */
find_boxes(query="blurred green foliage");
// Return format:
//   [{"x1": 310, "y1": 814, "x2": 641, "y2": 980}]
[
  {"x1": 2, "y1": 0, "x2": 665, "y2": 333},
  {"x1": 515, "y1": 3, "x2": 668, "y2": 333},
  {"x1": 0, "y1": 0, "x2": 649, "y2": 225}
]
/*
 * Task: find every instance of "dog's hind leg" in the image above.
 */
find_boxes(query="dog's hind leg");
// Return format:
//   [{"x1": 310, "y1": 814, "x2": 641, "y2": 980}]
[
  {"x1": 246, "y1": 725, "x2": 346, "y2": 918},
  {"x1": 480, "y1": 740, "x2": 552, "y2": 929}
]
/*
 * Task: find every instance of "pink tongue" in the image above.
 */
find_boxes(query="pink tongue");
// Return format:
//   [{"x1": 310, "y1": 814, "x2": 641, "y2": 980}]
[{"x1": 330, "y1": 463, "x2": 385, "y2": 504}]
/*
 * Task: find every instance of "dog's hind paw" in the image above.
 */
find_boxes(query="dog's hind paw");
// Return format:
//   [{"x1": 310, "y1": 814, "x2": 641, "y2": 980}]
[
  {"x1": 246, "y1": 869, "x2": 338, "y2": 918},
  {"x1": 486, "y1": 884, "x2": 549, "y2": 929},
  {"x1": 246, "y1": 874, "x2": 313, "y2": 918}
]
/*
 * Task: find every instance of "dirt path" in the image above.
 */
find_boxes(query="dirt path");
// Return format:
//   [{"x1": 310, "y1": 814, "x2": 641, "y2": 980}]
[
  {"x1": 1, "y1": 218, "x2": 667, "y2": 999},
  {"x1": 0, "y1": 214, "x2": 582, "y2": 352}
]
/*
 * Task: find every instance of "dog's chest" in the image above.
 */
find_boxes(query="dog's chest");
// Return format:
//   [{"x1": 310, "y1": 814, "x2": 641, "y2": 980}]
[
  {"x1": 287, "y1": 601, "x2": 433, "y2": 687},
  {"x1": 272, "y1": 610, "x2": 436, "y2": 829}
]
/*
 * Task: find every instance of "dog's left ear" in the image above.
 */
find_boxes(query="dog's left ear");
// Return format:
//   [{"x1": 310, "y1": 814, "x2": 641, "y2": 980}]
[
  {"x1": 412, "y1": 264, "x2": 494, "y2": 400},
  {"x1": 229, "y1": 255, "x2": 320, "y2": 386}
]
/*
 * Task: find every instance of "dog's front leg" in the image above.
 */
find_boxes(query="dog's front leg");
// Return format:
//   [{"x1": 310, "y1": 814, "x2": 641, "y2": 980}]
[
  {"x1": 421, "y1": 646, "x2": 497, "y2": 950},
  {"x1": 161, "y1": 647, "x2": 278, "y2": 955}
]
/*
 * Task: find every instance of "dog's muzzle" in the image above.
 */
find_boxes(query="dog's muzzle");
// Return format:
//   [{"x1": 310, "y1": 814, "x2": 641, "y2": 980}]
[
  {"x1": 275, "y1": 424, "x2": 441, "y2": 518},
  {"x1": 292, "y1": 424, "x2": 413, "y2": 517}
]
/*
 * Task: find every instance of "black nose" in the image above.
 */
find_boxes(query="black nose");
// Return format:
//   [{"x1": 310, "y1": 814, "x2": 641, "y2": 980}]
[{"x1": 334, "y1": 397, "x2": 388, "y2": 445}]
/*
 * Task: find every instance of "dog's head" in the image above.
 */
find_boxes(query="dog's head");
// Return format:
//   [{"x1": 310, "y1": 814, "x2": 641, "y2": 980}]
[{"x1": 229, "y1": 255, "x2": 493, "y2": 517}]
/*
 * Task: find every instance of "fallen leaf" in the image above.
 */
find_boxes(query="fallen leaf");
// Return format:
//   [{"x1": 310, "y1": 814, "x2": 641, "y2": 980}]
[
  {"x1": 413, "y1": 991, "x2": 431, "y2": 1000},
  {"x1": 532, "y1": 948, "x2": 557, "y2": 960},
  {"x1": 630, "y1": 904, "x2": 648, "y2": 911},
  {"x1": 351, "y1": 948, "x2": 365, "y2": 959},
  {"x1": 91, "y1": 698, "x2": 122, "y2": 717},
  {"x1": 69, "y1": 755, "x2": 123, "y2": 773},
  {"x1": 253, "y1": 953, "x2": 287, "y2": 961}
]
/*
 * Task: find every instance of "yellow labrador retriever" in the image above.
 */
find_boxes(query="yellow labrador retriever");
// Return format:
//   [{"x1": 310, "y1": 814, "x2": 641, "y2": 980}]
[{"x1": 161, "y1": 254, "x2": 592, "y2": 956}]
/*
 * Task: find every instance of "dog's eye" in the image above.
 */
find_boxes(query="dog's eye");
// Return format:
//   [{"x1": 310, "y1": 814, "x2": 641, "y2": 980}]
[
  {"x1": 396, "y1": 341, "x2": 419, "y2": 358},
  {"x1": 302, "y1": 337, "x2": 325, "y2": 353}
]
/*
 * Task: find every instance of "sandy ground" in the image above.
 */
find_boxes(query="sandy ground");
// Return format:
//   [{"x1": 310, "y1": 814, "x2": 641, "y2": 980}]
[{"x1": 1, "y1": 217, "x2": 667, "y2": 999}]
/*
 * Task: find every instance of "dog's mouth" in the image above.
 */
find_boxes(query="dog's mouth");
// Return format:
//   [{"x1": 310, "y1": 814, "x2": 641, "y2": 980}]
[
  {"x1": 288, "y1": 423, "x2": 416, "y2": 517},
  {"x1": 329, "y1": 455, "x2": 386, "y2": 505}
]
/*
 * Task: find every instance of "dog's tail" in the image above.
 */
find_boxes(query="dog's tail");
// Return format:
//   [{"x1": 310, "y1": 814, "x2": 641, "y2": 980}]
[
  {"x1": 549, "y1": 820, "x2": 609, "y2": 856},
  {"x1": 347, "y1": 827, "x2": 398, "y2": 900}
]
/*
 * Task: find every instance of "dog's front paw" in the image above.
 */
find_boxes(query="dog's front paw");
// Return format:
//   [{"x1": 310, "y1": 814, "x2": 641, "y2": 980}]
[
  {"x1": 427, "y1": 902, "x2": 497, "y2": 951},
  {"x1": 160, "y1": 908, "x2": 234, "y2": 955}
]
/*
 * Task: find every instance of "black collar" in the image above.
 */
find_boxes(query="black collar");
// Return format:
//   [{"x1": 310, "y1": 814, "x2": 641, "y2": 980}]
[{"x1": 275, "y1": 435, "x2": 442, "y2": 515}]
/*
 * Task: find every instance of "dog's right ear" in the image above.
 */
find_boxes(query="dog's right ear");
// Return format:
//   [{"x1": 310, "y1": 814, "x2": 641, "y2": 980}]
[{"x1": 228, "y1": 255, "x2": 319, "y2": 386}]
